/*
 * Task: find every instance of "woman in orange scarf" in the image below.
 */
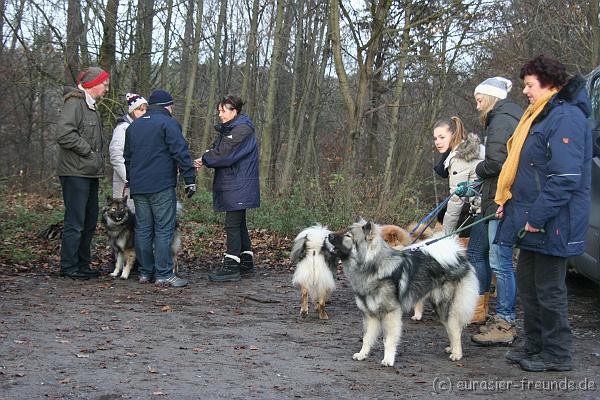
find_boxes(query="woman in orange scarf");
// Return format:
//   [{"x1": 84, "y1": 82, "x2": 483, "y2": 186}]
[{"x1": 494, "y1": 55, "x2": 592, "y2": 372}]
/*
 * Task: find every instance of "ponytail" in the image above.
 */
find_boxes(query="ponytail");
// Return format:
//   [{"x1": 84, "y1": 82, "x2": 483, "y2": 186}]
[{"x1": 433, "y1": 116, "x2": 467, "y2": 150}]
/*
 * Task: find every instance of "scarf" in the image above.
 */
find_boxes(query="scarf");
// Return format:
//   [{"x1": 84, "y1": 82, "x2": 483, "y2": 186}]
[{"x1": 494, "y1": 88, "x2": 558, "y2": 206}]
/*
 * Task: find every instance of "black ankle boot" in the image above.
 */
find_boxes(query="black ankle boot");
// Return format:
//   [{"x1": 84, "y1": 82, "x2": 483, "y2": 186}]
[
  {"x1": 240, "y1": 251, "x2": 255, "y2": 275},
  {"x1": 209, "y1": 255, "x2": 241, "y2": 282}
]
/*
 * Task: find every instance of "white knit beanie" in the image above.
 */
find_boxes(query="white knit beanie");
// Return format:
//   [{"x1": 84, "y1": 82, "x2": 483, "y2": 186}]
[
  {"x1": 474, "y1": 77, "x2": 513, "y2": 100},
  {"x1": 126, "y1": 93, "x2": 148, "y2": 114}
]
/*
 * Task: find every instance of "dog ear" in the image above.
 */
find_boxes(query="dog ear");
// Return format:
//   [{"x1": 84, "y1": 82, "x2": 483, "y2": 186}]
[
  {"x1": 290, "y1": 235, "x2": 308, "y2": 265},
  {"x1": 106, "y1": 195, "x2": 112, "y2": 204},
  {"x1": 363, "y1": 221, "x2": 372, "y2": 234},
  {"x1": 123, "y1": 195, "x2": 128, "y2": 202}
]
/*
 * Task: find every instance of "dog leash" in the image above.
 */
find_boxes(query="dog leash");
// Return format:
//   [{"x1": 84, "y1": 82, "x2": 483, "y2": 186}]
[
  {"x1": 410, "y1": 181, "x2": 483, "y2": 244},
  {"x1": 401, "y1": 213, "x2": 496, "y2": 253}
]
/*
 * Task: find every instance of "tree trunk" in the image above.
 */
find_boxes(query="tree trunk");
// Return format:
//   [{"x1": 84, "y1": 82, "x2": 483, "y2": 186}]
[
  {"x1": 200, "y1": 0, "x2": 228, "y2": 150},
  {"x1": 381, "y1": 1, "x2": 412, "y2": 200},
  {"x1": 9, "y1": 0, "x2": 25, "y2": 52},
  {"x1": 590, "y1": 0, "x2": 600, "y2": 67},
  {"x1": 303, "y1": 8, "x2": 330, "y2": 179},
  {"x1": 160, "y1": 0, "x2": 174, "y2": 88},
  {"x1": 99, "y1": 0, "x2": 119, "y2": 76},
  {"x1": 278, "y1": 0, "x2": 305, "y2": 192},
  {"x1": 133, "y1": 0, "x2": 154, "y2": 95},
  {"x1": 329, "y1": 0, "x2": 391, "y2": 169},
  {"x1": 65, "y1": 0, "x2": 83, "y2": 85},
  {"x1": 241, "y1": 0, "x2": 261, "y2": 118},
  {"x1": 180, "y1": 0, "x2": 195, "y2": 90},
  {"x1": 80, "y1": 2, "x2": 90, "y2": 66},
  {"x1": 259, "y1": 0, "x2": 285, "y2": 192},
  {"x1": 182, "y1": 0, "x2": 205, "y2": 138},
  {"x1": 0, "y1": 0, "x2": 6, "y2": 57}
]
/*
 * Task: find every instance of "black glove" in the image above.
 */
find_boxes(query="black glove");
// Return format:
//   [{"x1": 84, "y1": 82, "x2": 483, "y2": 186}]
[{"x1": 184, "y1": 183, "x2": 196, "y2": 198}]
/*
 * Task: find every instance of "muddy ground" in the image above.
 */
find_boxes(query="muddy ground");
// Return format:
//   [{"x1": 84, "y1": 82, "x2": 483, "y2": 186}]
[{"x1": 1, "y1": 264, "x2": 599, "y2": 400}]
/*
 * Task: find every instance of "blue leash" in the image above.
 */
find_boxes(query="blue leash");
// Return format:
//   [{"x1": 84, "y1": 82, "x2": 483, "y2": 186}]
[{"x1": 410, "y1": 181, "x2": 483, "y2": 245}]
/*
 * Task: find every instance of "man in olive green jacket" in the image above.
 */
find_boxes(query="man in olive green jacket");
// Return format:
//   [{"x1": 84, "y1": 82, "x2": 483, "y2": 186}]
[{"x1": 56, "y1": 67, "x2": 109, "y2": 279}]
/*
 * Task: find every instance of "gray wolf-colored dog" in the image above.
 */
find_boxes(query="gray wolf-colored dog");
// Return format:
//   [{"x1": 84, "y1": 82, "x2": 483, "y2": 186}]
[
  {"x1": 101, "y1": 196, "x2": 181, "y2": 279},
  {"x1": 327, "y1": 219, "x2": 477, "y2": 366},
  {"x1": 291, "y1": 225, "x2": 339, "y2": 319}
]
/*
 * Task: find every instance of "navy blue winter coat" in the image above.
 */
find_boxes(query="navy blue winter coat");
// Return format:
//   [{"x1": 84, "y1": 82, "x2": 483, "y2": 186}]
[
  {"x1": 202, "y1": 114, "x2": 260, "y2": 212},
  {"x1": 124, "y1": 106, "x2": 196, "y2": 195},
  {"x1": 495, "y1": 76, "x2": 592, "y2": 257}
]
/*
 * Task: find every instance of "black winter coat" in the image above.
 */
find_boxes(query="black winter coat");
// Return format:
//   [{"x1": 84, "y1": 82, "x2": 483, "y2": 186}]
[{"x1": 475, "y1": 99, "x2": 523, "y2": 217}]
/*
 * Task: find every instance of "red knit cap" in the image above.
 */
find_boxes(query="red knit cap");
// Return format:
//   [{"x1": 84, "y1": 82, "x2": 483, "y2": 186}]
[{"x1": 77, "y1": 67, "x2": 109, "y2": 89}]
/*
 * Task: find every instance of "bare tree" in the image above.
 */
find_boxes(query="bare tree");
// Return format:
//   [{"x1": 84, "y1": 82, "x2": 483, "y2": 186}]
[
  {"x1": 182, "y1": 0, "x2": 205, "y2": 138},
  {"x1": 329, "y1": 0, "x2": 392, "y2": 169},
  {"x1": 200, "y1": 0, "x2": 228, "y2": 151},
  {"x1": 241, "y1": 0, "x2": 262, "y2": 118},
  {"x1": 260, "y1": 0, "x2": 285, "y2": 190},
  {"x1": 133, "y1": 0, "x2": 154, "y2": 95},
  {"x1": 99, "y1": 0, "x2": 119, "y2": 76},
  {"x1": 159, "y1": 0, "x2": 174, "y2": 88},
  {"x1": 66, "y1": 0, "x2": 84, "y2": 84}
]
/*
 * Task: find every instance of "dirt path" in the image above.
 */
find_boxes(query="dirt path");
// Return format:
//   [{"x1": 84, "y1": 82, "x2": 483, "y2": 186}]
[{"x1": 1, "y1": 267, "x2": 599, "y2": 400}]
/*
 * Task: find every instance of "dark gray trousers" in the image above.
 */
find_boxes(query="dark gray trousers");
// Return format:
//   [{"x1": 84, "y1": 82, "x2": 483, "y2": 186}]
[
  {"x1": 224, "y1": 209, "x2": 251, "y2": 257},
  {"x1": 516, "y1": 249, "x2": 571, "y2": 361},
  {"x1": 59, "y1": 176, "x2": 99, "y2": 273}
]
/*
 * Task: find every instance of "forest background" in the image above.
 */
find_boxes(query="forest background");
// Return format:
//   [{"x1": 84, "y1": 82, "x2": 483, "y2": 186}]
[{"x1": 1, "y1": 0, "x2": 599, "y2": 234}]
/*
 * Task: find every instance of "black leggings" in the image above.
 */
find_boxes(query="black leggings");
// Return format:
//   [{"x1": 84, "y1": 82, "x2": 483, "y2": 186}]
[{"x1": 224, "y1": 209, "x2": 252, "y2": 257}]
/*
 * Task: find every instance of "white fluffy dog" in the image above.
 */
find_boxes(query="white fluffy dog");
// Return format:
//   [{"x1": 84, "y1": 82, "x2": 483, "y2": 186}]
[{"x1": 290, "y1": 225, "x2": 339, "y2": 319}]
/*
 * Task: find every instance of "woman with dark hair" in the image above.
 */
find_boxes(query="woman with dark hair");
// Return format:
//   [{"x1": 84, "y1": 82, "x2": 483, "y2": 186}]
[
  {"x1": 194, "y1": 95, "x2": 260, "y2": 282},
  {"x1": 495, "y1": 55, "x2": 592, "y2": 372}
]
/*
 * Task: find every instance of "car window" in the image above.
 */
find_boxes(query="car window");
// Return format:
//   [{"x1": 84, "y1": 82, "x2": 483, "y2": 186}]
[{"x1": 592, "y1": 74, "x2": 600, "y2": 121}]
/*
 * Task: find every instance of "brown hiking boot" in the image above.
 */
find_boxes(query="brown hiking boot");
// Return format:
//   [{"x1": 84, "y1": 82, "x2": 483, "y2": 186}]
[
  {"x1": 469, "y1": 293, "x2": 489, "y2": 324},
  {"x1": 471, "y1": 316, "x2": 516, "y2": 346},
  {"x1": 478, "y1": 314, "x2": 499, "y2": 334}
]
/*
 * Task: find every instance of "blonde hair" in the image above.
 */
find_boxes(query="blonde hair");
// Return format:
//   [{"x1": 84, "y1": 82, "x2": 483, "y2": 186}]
[
  {"x1": 433, "y1": 116, "x2": 467, "y2": 150},
  {"x1": 129, "y1": 102, "x2": 148, "y2": 117},
  {"x1": 475, "y1": 93, "x2": 500, "y2": 125}
]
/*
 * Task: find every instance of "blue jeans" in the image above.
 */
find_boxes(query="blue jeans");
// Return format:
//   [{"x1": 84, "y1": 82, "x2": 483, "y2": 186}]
[
  {"x1": 59, "y1": 176, "x2": 99, "y2": 273},
  {"x1": 132, "y1": 187, "x2": 177, "y2": 280},
  {"x1": 466, "y1": 215, "x2": 491, "y2": 295},
  {"x1": 489, "y1": 219, "x2": 516, "y2": 322}
]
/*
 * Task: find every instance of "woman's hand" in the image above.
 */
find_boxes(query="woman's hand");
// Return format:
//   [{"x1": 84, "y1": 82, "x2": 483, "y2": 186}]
[
  {"x1": 495, "y1": 205, "x2": 504, "y2": 219},
  {"x1": 193, "y1": 158, "x2": 203, "y2": 169}
]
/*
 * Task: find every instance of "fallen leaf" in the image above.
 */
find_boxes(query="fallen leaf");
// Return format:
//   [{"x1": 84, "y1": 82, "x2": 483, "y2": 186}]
[
  {"x1": 126, "y1": 352, "x2": 138, "y2": 357},
  {"x1": 147, "y1": 365, "x2": 158, "y2": 374},
  {"x1": 161, "y1": 305, "x2": 172, "y2": 312},
  {"x1": 75, "y1": 353, "x2": 89, "y2": 358},
  {"x1": 152, "y1": 391, "x2": 166, "y2": 396},
  {"x1": 59, "y1": 377, "x2": 71, "y2": 384},
  {"x1": 249, "y1": 345, "x2": 260, "y2": 350},
  {"x1": 79, "y1": 309, "x2": 89, "y2": 314}
]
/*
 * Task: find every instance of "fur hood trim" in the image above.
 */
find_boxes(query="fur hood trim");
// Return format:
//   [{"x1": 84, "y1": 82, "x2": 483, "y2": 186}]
[
  {"x1": 63, "y1": 86, "x2": 85, "y2": 102},
  {"x1": 454, "y1": 133, "x2": 481, "y2": 162}
]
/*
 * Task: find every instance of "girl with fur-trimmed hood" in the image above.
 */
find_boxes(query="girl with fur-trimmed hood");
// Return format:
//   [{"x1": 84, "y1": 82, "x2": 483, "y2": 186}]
[{"x1": 433, "y1": 116, "x2": 484, "y2": 235}]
